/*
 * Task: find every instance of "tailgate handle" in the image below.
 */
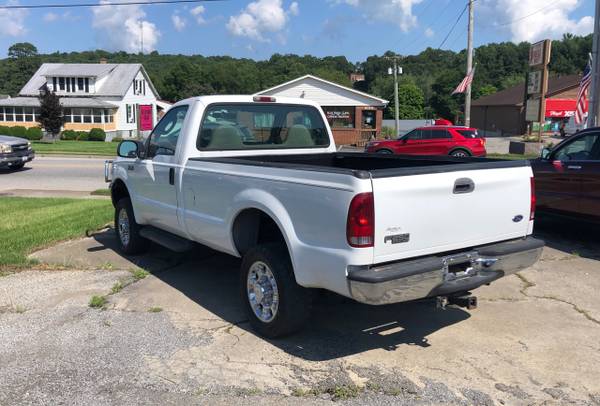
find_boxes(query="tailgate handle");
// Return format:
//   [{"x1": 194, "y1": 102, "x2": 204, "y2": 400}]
[{"x1": 453, "y1": 178, "x2": 475, "y2": 194}]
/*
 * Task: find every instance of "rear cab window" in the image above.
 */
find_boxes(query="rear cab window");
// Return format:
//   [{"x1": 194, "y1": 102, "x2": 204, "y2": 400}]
[{"x1": 197, "y1": 103, "x2": 330, "y2": 151}]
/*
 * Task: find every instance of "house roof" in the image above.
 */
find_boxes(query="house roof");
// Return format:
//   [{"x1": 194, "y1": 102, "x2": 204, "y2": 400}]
[
  {"x1": 256, "y1": 74, "x2": 389, "y2": 106},
  {"x1": 472, "y1": 74, "x2": 581, "y2": 107},
  {"x1": 19, "y1": 63, "x2": 160, "y2": 98},
  {"x1": 0, "y1": 96, "x2": 117, "y2": 108}
]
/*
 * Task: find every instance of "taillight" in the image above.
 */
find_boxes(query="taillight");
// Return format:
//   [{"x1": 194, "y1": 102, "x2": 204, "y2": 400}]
[
  {"x1": 479, "y1": 138, "x2": 485, "y2": 147},
  {"x1": 347, "y1": 192, "x2": 374, "y2": 248},
  {"x1": 253, "y1": 96, "x2": 276, "y2": 102},
  {"x1": 530, "y1": 177, "x2": 536, "y2": 220}
]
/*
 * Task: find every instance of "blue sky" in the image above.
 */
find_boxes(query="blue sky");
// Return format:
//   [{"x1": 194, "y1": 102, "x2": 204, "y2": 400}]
[{"x1": 0, "y1": 0, "x2": 595, "y2": 62}]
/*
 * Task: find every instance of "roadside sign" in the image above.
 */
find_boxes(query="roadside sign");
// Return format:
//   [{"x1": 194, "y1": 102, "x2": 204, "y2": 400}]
[
  {"x1": 529, "y1": 40, "x2": 551, "y2": 67},
  {"x1": 527, "y1": 70, "x2": 542, "y2": 94},
  {"x1": 526, "y1": 98, "x2": 541, "y2": 122}
]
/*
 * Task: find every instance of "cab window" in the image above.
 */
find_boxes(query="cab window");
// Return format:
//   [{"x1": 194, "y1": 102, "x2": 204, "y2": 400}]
[
  {"x1": 553, "y1": 133, "x2": 600, "y2": 161},
  {"x1": 147, "y1": 106, "x2": 189, "y2": 158}
]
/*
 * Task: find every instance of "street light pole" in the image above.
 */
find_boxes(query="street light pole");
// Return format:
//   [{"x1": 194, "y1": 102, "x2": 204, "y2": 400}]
[
  {"x1": 464, "y1": 0, "x2": 474, "y2": 127},
  {"x1": 587, "y1": 0, "x2": 600, "y2": 128}
]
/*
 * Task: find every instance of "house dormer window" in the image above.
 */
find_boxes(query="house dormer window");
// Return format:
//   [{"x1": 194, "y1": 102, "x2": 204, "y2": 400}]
[
  {"x1": 133, "y1": 79, "x2": 146, "y2": 95},
  {"x1": 49, "y1": 77, "x2": 91, "y2": 93}
]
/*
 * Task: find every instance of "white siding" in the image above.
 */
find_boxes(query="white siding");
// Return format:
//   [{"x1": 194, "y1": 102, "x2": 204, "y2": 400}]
[
  {"x1": 115, "y1": 70, "x2": 158, "y2": 134},
  {"x1": 260, "y1": 77, "x2": 382, "y2": 107}
]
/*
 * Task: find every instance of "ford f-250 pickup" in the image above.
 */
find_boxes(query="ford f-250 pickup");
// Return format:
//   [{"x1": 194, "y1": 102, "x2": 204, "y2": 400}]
[{"x1": 106, "y1": 95, "x2": 543, "y2": 337}]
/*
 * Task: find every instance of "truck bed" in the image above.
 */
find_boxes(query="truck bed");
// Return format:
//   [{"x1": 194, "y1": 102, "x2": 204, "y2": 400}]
[{"x1": 190, "y1": 152, "x2": 530, "y2": 179}]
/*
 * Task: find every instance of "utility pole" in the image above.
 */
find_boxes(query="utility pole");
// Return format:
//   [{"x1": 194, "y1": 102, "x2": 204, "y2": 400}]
[
  {"x1": 385, "y1": 55, "x2": 402, "y2": 137},
  {"x1": 464, "y1": 0, "x2": 474, "y2": 127},
  {"x1": 587, "y1": 0, "x2": 600, "y2": 128},
  {"x1": 140, "y1": 21, "x2": 144, "y2": 54}
]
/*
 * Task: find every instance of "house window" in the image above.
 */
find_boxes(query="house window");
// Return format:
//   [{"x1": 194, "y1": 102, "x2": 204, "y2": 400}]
[
  {"x1": 0, "y1": 107, "x2": 4, "y2": 121},
  {"x1": 84, "y1": 78, "x2": 89, "y2": 93},
  {"x1": 104, "y1": 109, "x2": 114, "y2": 123},
  {"x1": 59, "y1": 77, "x2": 65, "y2": 91},
  {"x1": 78, "y1": 78, "x2": 84, "y2": 92},
  {"x1": 322, "y1": 106, "x2": 355, "y2": 128},
  {"x1": 24, "y1": 108, "x2": 34, "y2": 122},
  {"x1": 63, "y1": 108, "x2": 72, "y2": 123},
  {"x1": 72, "y1": 108, "x2": 83, "y2": 123},
  {"x1": 126, "y1": 104, "x2": 136, "y2": 123},
  {"x1": 83, "y1": 109, "x2": 92, "y2": 123},
  {"x1": 133, "y1": 79, "x2": 146, "y2": 95},
  {"x1": 52, "y1": 77, "x2": 57, "y2": 91},
  {"x1": 5, "y1": 107, "x2": 14, "y2": 121},
  {"x1": 93, "y1": 109, "x2": 102, "y2": 123},
  {"x1": 14, "y1": 107, "x2": 23, "y2": 122}
]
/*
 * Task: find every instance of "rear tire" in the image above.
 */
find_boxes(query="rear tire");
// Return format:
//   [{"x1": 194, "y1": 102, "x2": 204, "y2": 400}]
[
  {"x1": 114, "y1": 198, "x2": 147, "y2": 255},
  {"x1": 240, "y1": 243, "x2": 312, "y2": 338},
  {"x1": 376, "y1": 149, "x2": 393, "y2": 154},
  {"x1": 450, "y1": 149, "x2": 471, "y2": 157}
]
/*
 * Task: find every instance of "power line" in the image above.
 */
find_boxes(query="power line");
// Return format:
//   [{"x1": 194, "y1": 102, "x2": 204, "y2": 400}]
[
  {"x1": 497, "y1": 0, "x2": 561, "y2": 26},
  {"x1": 438, "y1": 3, "x2": 468, "y2": 49},
  {"x1": 0, "y1": 0, "x2": 223, "y2": 10}
]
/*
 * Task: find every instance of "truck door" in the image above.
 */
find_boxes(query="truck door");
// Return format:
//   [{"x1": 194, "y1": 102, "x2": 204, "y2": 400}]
[
  {"x1": 573, "y1": 133, "x2": 600, "y2": 217},
  {"x1": 135, "y1": 105, "x2": 189, "y2": 234}
]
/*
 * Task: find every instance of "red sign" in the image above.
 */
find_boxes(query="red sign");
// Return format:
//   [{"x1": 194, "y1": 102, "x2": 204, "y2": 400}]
[
  {"x1": 139, "y1": 105, "x2": 153, "y2": 131},
  {"x1": 545, "y1": 99, "x2": 579, "y2": 118}
]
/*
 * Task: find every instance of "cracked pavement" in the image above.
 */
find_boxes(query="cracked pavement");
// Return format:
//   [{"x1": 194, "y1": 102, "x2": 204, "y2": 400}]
[{"x1": 1, "y1": 219, "x2": 599, "y2": 405}]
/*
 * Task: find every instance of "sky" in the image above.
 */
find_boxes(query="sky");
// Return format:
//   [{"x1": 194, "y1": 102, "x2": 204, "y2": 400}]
[{"x1": 0, "y1": 0, "x2": 595, "y2": 62}]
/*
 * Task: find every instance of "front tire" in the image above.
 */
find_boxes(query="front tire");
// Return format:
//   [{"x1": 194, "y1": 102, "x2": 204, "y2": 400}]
[
  {"x1": 114, "y1": 198, "x2": 147, "y2": 255},
  {"x1": 240, "y1": 243, "x2": 312, "y2": 338}
]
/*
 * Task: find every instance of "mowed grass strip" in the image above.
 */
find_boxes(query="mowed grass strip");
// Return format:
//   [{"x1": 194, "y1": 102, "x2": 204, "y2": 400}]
[
  {"x1": 0, "y1": 197, "x2": 113, "y2": 267},
  {"x1": 32, "y1": 141, "x2": 117, "y2": 156}
]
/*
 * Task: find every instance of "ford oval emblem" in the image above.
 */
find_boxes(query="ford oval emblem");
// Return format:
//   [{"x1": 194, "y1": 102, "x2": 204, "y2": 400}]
[{"x1": 512, "y1": 215, "x2": 524, "y2": 223}]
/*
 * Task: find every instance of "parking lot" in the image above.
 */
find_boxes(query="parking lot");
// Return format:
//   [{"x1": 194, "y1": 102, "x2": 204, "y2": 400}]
[{"x1": 1, "y1": 218, "x2": 599, "y2": 405}]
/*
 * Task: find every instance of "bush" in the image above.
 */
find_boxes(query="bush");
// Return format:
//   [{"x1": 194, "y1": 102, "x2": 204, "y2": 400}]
[
  {"x1": 76, "y1": 131, "x2": 89, "y2": 141},
  {"x1": 88, "y1": 128, "x2": 106, "y2": 142},
  {"x1": 380, "y1": 126, "x2": 395, "y2": 139},
  {"x1": 25, "y1": 127, "x2": 43, "y2": 141},
  {"x1": 8, "y1": 126, "x2": 27, "y2": 138},
  {"x1": 61, "y1": 130, "x2": 78, "y2": 140},
  {"x1": 111, "y1": 136, "x2": 123, "y2": 143},
  {"x1": 0, "y1": 125, "x2": 10, "y2": 136}
]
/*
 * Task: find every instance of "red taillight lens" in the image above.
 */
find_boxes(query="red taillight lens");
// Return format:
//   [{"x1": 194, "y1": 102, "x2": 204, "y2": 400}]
[
  {"x1": 347, "y1": 192, "x2": 374, "y2": 248},
  {"x1": 479, "y1": 138, "x2": 485, "y2": 147},
  {"x1": 530, "y1": 177, "x2": 536, "y2": 220}
]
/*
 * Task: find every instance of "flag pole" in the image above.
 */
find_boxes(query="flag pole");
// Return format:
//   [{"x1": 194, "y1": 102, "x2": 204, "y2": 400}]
[
  {"x1": 464, "y1": 0, "x2": 474, "y2": 127},
  {"x1": 587, "y1": 0, "x2": 600, "y2": 128}
]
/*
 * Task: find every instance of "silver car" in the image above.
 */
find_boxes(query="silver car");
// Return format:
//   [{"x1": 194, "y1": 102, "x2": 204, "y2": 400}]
[{"x1": 0, "y1": 135, "x2": 35, "y2": 170}]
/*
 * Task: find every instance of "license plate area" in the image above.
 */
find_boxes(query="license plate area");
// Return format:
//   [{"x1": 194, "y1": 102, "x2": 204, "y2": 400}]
[{"x1": 443, "y1": 252, "x2": 479, "y2": 281}]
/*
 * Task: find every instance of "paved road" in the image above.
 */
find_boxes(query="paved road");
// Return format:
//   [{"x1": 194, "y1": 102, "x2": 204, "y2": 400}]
[
  {"x1": 0, "y1": 156, "x2": 107, "y2": 194},
  {"x1": 1, "y1": 221, "x2": 598, "y2": 405}
]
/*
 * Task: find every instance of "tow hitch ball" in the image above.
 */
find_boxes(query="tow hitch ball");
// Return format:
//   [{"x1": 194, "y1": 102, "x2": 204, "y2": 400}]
[{"x1": 436, "y1": 294, "x2": 478, "y2": 310}]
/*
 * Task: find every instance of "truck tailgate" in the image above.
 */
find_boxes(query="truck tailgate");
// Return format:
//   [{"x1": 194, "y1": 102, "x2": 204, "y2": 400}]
[{"x1": 372, "y1": 166, "x2": 533, "y2": 263}]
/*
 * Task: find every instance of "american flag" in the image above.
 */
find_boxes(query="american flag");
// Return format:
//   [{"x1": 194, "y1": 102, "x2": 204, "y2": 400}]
[
  {"x1": 452, "y1": 67, "x2": 475, "y2": 95},
  {"x1": 575, "y1": 59, "x2": 592, "y2": 124}
]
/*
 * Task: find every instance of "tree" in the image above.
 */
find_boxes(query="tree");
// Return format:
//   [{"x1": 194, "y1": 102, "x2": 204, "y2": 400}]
[
  {"x1": 37, "y1": 86, "x2": 64, "y2": 139},
  {"x1": 8, "y1": 42, "x2": 38, "y2": 59},
  {"x1": 397, "y1": 83, "x2": 424, "y2": 119}
]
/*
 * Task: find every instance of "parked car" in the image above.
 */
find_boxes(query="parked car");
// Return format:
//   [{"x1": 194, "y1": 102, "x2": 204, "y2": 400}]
[
  {"x1": 0, "y1": 135, "x2": 35, "y2": 170},
  {"x1": 364, "y1": 126, "x2": 486, "y2": 157},
  {"x1": 106, "y1": 95, "x2": 542, "y2": 337},
  {"x1": 531, "y1": 128, "x2": 600, "y2": 222}
]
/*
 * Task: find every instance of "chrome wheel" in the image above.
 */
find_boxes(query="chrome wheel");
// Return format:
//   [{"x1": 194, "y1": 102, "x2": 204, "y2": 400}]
[
  {"x1": 117, "y1": 208, "x2": 130, "y2": 247},
  {"x1": 247, "y1": 261, "x2": 279, "y2": 323},
  {"x1": 451, "y1": 150, "x2": 469, "y2": 157}
]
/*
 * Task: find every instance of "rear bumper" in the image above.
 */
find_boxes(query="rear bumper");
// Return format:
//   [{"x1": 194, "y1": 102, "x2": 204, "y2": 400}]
[
  {"x1": 347, "y1": 237, "x2": 544, "y2": 305},
  {"x1": 0, "y1": 150, "x2": 35, "y2": 168}
]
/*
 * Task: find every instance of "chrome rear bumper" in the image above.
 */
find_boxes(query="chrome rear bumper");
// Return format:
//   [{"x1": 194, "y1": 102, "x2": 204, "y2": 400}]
[{"x1": 347, "y1": 237, "x2": 543, "y2": 305}]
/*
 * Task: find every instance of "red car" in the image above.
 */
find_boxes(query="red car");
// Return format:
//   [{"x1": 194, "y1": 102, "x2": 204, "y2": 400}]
[{"x1": 365, "y1": 126, "x2": 486, "y2": 157}]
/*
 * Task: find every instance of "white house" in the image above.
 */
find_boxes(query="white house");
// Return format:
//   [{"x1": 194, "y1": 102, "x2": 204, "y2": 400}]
[
  {"x1": 0, "y1": 62, "x2": 161, "y2": 137},
  {"x1": 256, "y1": 74, "x2": 388, "y2": 146}
]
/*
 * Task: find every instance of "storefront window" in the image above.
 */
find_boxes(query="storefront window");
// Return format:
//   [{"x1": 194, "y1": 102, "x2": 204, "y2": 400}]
[
  {"x1": 362, "y1": 110, "x2": 376, "y2": 129},
  {"x1": 323, "y1": 106, "x2": 355, "y2": 128}
]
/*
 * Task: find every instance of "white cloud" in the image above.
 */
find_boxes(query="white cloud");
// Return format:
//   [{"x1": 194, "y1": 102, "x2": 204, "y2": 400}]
[
  {"x1": 92, "y1": 0, "x2": 160, "y2": 53},
  {"x1": 44, "y1": 12, "x2": 59, "y2": 22},
  {"x1": 0, "y1": 1, "x2": 27, "y2": 37},
  {"x1": 334, "y1": 0, "x2": 423, "y2": 32},
  {"x1": 480, "y1": 0, "x2": 593, "y2": 43},
  {"x1": 424, "y1": 27, "x2": 434, "y2": 38},
  {"x1": 190, "y1": 5, "x2": 206, "y2": 25},
  {"x1": 172, "y1": 14, "x2": 186, "y2": 31},
  {"x1": 227, "y1": 0, "x2": 299, "y2": 42}
]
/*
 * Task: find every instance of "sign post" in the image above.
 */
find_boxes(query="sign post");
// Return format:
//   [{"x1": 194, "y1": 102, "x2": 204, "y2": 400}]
[{"x1": 526, "y1": 40, "x2": 551, "y2": 141}]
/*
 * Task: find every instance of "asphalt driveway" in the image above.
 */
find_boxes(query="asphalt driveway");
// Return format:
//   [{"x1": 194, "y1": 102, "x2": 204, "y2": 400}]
[{"x1": 1, "y1": 219, "x2": 599, "y2": 405}]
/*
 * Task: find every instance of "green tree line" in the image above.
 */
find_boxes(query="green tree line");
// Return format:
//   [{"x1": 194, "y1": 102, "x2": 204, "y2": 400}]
[{"x1": 0, "y1": 34, "x2": 591, "y2": 122}]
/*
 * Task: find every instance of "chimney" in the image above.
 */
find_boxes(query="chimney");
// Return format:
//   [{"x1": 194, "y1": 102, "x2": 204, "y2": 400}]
[{"x1": 99, "y1": 58, "x2": 108, "y2": 64}]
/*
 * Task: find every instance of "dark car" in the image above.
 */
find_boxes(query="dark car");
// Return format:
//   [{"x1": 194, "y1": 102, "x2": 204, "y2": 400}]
[
  {"x1": 0, "y1": 135, "x2": 35, "y2": 170},
  {"x1": 531, "y1": 128, "x2": 600, "y2": 221}
]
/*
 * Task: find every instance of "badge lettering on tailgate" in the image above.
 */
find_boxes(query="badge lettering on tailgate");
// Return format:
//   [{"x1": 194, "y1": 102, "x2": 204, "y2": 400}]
[{"x1": 384, "y1": 233, "x2": 410, "y2": 244}]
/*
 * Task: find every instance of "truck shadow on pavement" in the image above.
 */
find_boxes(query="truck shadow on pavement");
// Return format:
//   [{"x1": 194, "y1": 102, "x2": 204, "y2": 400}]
[{"x1": 92, "y1": 229, "x2": 471, "y2": 361}]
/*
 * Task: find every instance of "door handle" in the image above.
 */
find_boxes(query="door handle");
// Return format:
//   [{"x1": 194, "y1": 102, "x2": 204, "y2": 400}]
[
  {"x1": 567, "y1": 165, "x2": 582, "y2": 170},
  {"x1": 169, "y1": 167, "x2": 175, "y2": 185},
  {"x1": 453, "y1": 178, "x2": 475, "y2": 194}
]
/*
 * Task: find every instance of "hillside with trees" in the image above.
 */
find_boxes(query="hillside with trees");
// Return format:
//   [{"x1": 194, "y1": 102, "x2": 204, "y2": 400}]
[{"x1": 0, "y1": 34, "x2": 591, "y2": 122}]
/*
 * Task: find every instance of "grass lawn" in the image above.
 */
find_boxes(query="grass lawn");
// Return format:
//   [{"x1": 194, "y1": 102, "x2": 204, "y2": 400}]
[
  {"x1": 487, "y1": 153, "x2": 538, "y2": 160},
  {"x1": 32, "y1": 140, "x2": 117, "y2": 156},
  {"x1": 0, "y1": 197, "x2": 113, "y2": 268}
]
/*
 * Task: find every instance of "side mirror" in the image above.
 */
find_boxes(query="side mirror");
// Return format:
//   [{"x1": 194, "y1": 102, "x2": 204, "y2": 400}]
[
  {"x1": 117, "y1": 140, "x2": 142, "y2": 158},
  {"x1": 540, "y1": 147, "x2": 551, "y2": 160}
]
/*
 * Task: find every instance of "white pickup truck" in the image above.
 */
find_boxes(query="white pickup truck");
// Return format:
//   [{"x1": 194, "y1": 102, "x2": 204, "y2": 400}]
[{"x1": 107, "y1": 95, "x2": 543, "y2": 337}]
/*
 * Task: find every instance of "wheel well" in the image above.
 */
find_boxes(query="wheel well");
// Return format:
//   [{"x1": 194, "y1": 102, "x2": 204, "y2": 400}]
[
  {"x1": 232, "y1": 209, "x2": 287, "y2": 257},
  {"x1": 110, "y1": 179, "x2": 130, "y2": 207},
  {"x1": 376, "y1": 148, "x2": 393, "y2": 153},
  {"x1": 449, "y1": 147, "x2": 471, "y2": 156}
]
